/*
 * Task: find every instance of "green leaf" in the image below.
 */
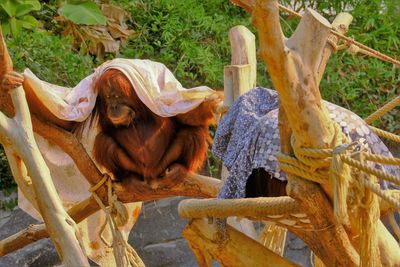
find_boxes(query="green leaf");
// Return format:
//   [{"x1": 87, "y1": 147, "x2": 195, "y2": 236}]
[
  {"x1": 0, "y1": 0, "x2": 18, "y2": 17},
  {"x1": 59, "y1": 2, "x2": 106, "y2": 26},
  {"x1": 10, "y1": 16, "x2": 20, "y2": 35},
  {"x1": 1, "y1": 22, "x2": 10, "y2": 35},
  {"x1": 19, "y1": 0, "x2": 41, "y2": 11},
  {"x1": 20, "y1": 15, "x2": 38, "y2": 30},
  {"x1": 15, "y1": 4, "x2": 35, "y2": 17}
]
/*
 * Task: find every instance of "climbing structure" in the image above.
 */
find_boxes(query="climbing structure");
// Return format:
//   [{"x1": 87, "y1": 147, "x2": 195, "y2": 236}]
[
  {"x1": 178, "y1": 1, "x2": 400, "y2": 267},
  {"x1": 0, "y1": 0, "x2": 398, "y2": 266}
]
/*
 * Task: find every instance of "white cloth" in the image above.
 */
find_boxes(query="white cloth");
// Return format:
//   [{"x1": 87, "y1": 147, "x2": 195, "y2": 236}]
[
  {"x1": 23, "y1": 58, "x2": 215, "y2": 121},
  {"x1": 18, "y1": 59, "x2": 214, "y2": 266}
]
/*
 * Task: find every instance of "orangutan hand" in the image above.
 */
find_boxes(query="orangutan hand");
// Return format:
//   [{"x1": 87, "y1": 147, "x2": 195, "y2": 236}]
[{"x1": 1, "y1": 71, "x2": 24, "y2": 91}]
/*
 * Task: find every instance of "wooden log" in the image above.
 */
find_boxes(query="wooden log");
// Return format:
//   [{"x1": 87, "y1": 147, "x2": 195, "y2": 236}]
[
  {"x1": 224, "y1": 25, "x2": 256, "y2": 106},
  {"x1": 183, "y1": 218, "x2": 299, "y2": 267},
  {"x1": 3, "y1": 149, "x2": 37, "y2": 209},
  {"x1": 178, "y1": 197, "x2": 301, "y2": 221},
  {"x1": 274, "y1": 10, "x2": 360, "y2": 266},
  {"x1": 286, "y1": 177, "x2": 360, "y2": 266},
  {"x1": 228, "y1": 25, "x2": 257, "y2": 88},
  {"x1": 223, "y1": 65, "x2": 252, "y2": 106},
  {"x1": 0, "y1": 224, "x2": 47, "y2": 256},
  {"x1": 222, "y1": 25, "x2": 259, "y2": 241},
  {"x1": 316, "y1": 12, "x2": 353, "y2": 85},
  {"x1": 243, "y1": 1, "x2": 399, "y2": 265},
  {"x1": 0, "y1": 197, "x2": 98, "y2": 256},
  {"x1": 0, "y1": 89, "x2": 89, "y2": 266}
]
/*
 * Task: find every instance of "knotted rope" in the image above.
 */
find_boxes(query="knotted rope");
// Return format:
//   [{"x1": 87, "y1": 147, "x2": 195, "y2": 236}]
[
  {"x1": 89, "y1": 175, "x2": 145, "y2": 267},
  {"x1": 276, "y1": 122, "x2": 400, "y2": 266}
]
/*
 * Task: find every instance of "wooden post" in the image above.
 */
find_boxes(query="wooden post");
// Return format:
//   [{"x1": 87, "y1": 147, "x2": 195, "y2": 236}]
[
  {"x1": 316, "y1": 12, "x2": 353, "y2": 85},
  {"x1": 222, "y1": 25, "x2": 259, "y2": 241},
  {"x1": 223, "y1": 25, "x2": 257, "y2": 107}
]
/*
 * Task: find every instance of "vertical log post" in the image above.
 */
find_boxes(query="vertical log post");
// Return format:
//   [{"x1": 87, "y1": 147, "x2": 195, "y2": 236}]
[
  {"x1": 316, "y1": 12, "x2": 353, "y2": 85},
  {"x1": 222, "y1": 25, "x2": 257, "y2": 182},
  {"x1": 222, "y1": 25, "x2": 259, "y2": 240},
  {"x1": 223, "y1": 25, "x2": 257, "y2": 107}
]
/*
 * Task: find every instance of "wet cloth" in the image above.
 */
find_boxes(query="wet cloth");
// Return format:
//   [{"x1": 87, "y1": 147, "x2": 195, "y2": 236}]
[
  {"x1": 18, "y1": 59, "x2": 215, "y2": 266},
  {"x1": 213, "y1": 87, "x2": 399, "y2": 199}
]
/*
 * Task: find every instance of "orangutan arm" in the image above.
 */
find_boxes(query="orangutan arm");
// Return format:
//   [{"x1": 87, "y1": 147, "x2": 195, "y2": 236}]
[{"x1": 93, "y1": 132, "x2": 143, "y2": 178}]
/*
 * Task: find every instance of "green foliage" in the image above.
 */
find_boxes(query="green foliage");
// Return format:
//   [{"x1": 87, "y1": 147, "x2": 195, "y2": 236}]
[
  {"x1": 58, "y1": 1, "x2": 106, "y2": 26},
  {"x1": 7, "y1": 30, "x2": 94, "y2": 86},
  {"x1": 0, "y1": 0, "x2": 41, "y2": 36},
  {"x1": 117, "y1": 0, "x2": 257, "y2": 88}
]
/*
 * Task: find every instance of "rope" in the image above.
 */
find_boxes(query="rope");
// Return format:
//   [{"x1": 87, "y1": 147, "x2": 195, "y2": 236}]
[
  {"x1": 276, "y1": 136, "x2": 400, "y2": 213},
  {"x1": 357, "y1": 152, "x2": 381, "y2": 266},
  {"x1": 290, "y1": 123, "x2": 347, "y2": 170},
  {"x1": 276, "y1": 153, "x2": 327, "y2": 183},
  {"x1": 178, "y1": 197, "x2": 302, "y2": 220},
  {"x1": 364, "y1": 152, "x2": 400, "y2": 166},
  {"x1": 340, "y1": 155, "x2": 400, "y2": 186},
  {"x1": 276, "y1": 133, "x2": 400, "y2": 266},
  {"x1": 89, "y1": 176, "x2": 145, "y2": 267},
  {"x1": 365, "y1": 96, "x2": 400, "y2": 124},
  {"x1": 278, "y1": 4, "x2": 400, "y2": 67},
  {"x1": 362, "y1": 177, "x2": 400, "y2": 210},
  {"x1": 370, "y1": 126, "x2": 400, "y2": 143}
]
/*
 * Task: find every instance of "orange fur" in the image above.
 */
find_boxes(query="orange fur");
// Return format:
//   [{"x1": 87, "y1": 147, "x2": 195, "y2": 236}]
[{"x1": 92, "y1": 69, "x2": 215, "y2": 184}]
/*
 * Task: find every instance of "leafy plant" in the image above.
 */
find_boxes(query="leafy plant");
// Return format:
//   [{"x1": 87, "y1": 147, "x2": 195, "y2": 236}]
[
  {"x1": 0, "y1": 0, "x2": 41, "y2": 36},
  {"x1": 57, "y1": 2, "x2": 135, "y2": 58},
  {"x1": 58, "y1": 1, "x2": 106, "y2": 26},
  {"x1": 7, "y1": 30, "x2": 94, "y2": 86}
]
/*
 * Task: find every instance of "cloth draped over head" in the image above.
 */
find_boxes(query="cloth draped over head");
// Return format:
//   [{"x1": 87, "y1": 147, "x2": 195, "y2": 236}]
[
  {"x1": 23, "y1": 58, "x2": 215, "y2": 121},
  {"x1": 18, "y1": 58, "x2": 215, "y2": 266}
]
